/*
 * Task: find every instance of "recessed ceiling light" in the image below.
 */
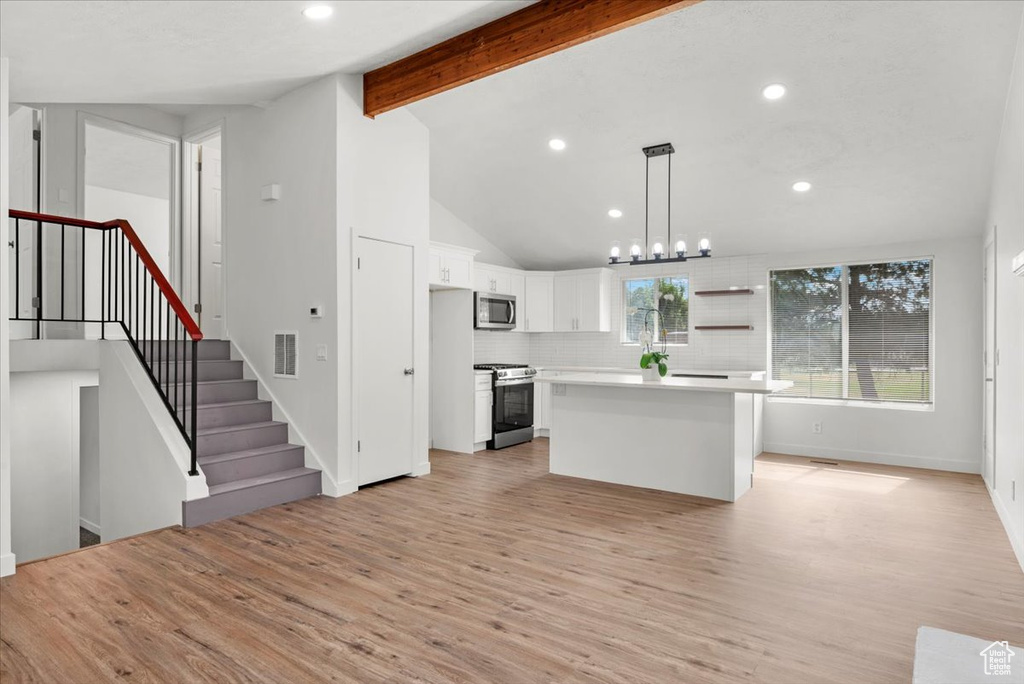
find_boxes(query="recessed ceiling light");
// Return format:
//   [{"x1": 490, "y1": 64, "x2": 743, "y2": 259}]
[
  {"x1": 792, "y1": 181, "x2": 812, "y2": 192},
  {"x1": 608, "y1": 209, "x2": 622, "y2": 218},
  {"x1": 302, "y1": 5, "x2": 333, "y2": 19},
  {"x1": 548, "y1": 138, "x2": 566, "y2": 151},
  {"x1": 762, "y1": 83, "x2": 787, "y2": 100}
]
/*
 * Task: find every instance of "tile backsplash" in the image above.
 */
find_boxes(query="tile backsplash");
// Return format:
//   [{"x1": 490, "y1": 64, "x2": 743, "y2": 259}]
[{"x1": 473, "y1": 255, "x2": 770, "y2": 371}]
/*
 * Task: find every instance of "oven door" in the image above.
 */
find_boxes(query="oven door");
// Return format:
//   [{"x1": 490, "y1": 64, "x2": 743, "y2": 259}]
[
  {"x1": 475, "y1": 293, "x2": 516, "y2": 330},
  {"x1": 493, "y1": 378, "x2": 534, "y2": 433}
]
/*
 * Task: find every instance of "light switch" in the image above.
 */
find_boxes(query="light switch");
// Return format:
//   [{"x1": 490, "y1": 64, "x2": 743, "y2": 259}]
[{"x1": 315, "y1": 344, "x2": 327, "y2": 361}]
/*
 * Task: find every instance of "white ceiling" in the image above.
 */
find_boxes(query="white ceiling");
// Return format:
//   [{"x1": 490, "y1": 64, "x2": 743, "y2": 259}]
[
  {"x1": 410, "y1": 0, "x2": 1024, "y2": 270},
  {"x1": 0, "y1": 0, "x2": 530, "y2": 104}
]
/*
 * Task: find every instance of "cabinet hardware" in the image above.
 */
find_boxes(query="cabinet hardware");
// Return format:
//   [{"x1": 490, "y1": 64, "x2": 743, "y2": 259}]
[{"x1": 404, "y1": 368, "x2": 415, "y2": 375}]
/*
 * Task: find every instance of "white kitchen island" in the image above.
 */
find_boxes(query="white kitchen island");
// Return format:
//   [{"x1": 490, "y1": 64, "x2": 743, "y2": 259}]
[{"x1": 535, "y1": 373, "x2": 793, "y2": 502}]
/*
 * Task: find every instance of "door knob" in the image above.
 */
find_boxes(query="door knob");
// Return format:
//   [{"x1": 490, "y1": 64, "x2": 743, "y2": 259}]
[{"x1": 404, "y1": 368, "x2": 415, "y2": 375}]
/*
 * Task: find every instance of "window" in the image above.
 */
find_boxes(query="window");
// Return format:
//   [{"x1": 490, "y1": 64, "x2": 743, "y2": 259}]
[
  {"x1": 622, "y1": 276, "x2": 689, "y2": 345},
  {"x1": 770, "y1": 259, "x2": 932, "y2": 404}
]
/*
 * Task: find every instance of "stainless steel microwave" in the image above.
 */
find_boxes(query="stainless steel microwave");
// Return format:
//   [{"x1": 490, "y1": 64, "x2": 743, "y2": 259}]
[{"x1": 474, "y1": 292, "x2": 516, "y2": 330}]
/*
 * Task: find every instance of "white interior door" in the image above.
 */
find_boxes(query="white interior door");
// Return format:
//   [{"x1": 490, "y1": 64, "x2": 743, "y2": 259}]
[
  {"x1": 9, "y1": 107, "x2": 38, "y2": 326},
  {"x1": 357, "y1": 237, "x2": 415, "y2": 486},
  {"x1": 198, "y1": 142, "x2": 224, "y2": 339},
  {"x1": 983, "y1": 238, "x2": 997, "y2": 487}
]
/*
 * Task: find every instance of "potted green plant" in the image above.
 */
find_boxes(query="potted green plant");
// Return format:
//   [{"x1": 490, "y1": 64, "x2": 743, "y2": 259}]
[{"x1": 636, "y1": 308, "x2": 669, "y2": 381}]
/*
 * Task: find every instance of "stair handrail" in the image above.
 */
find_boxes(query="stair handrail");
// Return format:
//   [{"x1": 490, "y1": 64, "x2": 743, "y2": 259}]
[{"x1": 8, "y1": 209, "x2": 203, "y2": 475}]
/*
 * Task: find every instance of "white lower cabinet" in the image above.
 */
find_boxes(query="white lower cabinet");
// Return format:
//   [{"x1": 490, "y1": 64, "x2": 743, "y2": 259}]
[
  {"x1": 474, "y1": 389, "x2": 492, "y2": 443},
  {"x1": 535, "y1": 372, "x2": 555, "y2": 431}
]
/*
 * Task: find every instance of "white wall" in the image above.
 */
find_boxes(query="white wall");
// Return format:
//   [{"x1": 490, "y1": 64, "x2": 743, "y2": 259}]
[
  {"x1": 1, "y1": 56, "x2": 15, "y2": 576},
  {"x1": 98, "y1": 342, "x2": 206, "y2": 541},
  {"x1": 431, "y1": 199, "x2": 520, "y2": 269},
  {"x1": 341, "y1": 74, "x2": 432, "y2": 480},
  {"x1": 202, "y1": 76, "x2": 341, "y2": 492},
  {"x1": 79, "y1": 385, "x2": 100, "y2": 535},
  {"x1": 984, "y1": 15, "x2": 1024, "y2": 570},
  {"x1": 10, "y1": 370, "x2": 98, "y2": 562},
  {"x1": 764, "y1": 237, "x2": 983, "y2": 474}
]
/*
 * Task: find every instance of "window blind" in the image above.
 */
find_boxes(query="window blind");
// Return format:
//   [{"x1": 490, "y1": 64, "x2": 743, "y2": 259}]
[
  {"x1": 770, "y1": 259, "x2": 932, "y2": 404},
  {"x1": 770, "y1": 267, "x2": 844, "y2": 399},
  {"x1": 847, "y1": 260, "x2": 931, "y2": 402}
]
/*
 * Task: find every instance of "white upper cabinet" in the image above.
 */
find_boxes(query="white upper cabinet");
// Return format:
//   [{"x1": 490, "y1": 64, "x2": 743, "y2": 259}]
[
  {"x1": 523, "y1": 274, "x2": 553, "y2": 333},
  {"x1": 553, "y1": 269, "x2": 612, "y2": 332},
  {"x1": 429, "y1": 242, "x2": 477, "y2": 290},
  {"x1": 475, "y1": 265, "x2": 512, "y2": 295}
]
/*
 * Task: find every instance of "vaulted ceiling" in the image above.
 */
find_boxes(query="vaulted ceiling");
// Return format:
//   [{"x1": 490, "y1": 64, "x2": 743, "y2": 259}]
[
  {"x1": 0, "y1": 0, "x2": 530, "y2": 104},
  {"x1": 410, "y1": 0, "x2": 1024, "y2": 269}
]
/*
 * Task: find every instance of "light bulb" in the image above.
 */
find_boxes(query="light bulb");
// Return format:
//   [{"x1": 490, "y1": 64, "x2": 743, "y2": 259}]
[
  {"x1": 302, "y1": 5, "x2": 333, "y2": 19},
  {"x1": 548, "y1": 138, "x2": 566, "y2": 151},
  {"x1": 652, "y1": 236, "x2": 665, "y2": 258},
  {"x1": 762, "y1": 83, "x2": 787, "y2": 100},
  {"x1": 608, "y1": 208, "x2": 622, "y2": 218},
  {"x1": 699, "y1": 237, "x2": 711, "y2": 256},
  {"x1": 675, "y1": 240, "x2": 686, "y2": 257},
  {"x1": 630, "y1": 239, "x2": 642, "y2": 261},
  {"x1": 609, "y1": 241, "x2": 621, "y2": 262}
]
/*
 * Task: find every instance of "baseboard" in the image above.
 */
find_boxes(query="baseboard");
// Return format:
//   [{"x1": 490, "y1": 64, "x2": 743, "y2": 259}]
[
  {"x1": 79, "y1": 518, "x2": 101, "y2": 536},
  {"x1": 986, "y1": 481, "x2": 1024, "y2": 575},
  {"x1": 411, "y1": 461, "x2": 431, "y2": 477},
  {"x1": 763, "y1": 442, "x2": 980, "y2": 474},
  {"x1": 228, "y1": 342, "x2": 344, "y2": 498},
  {"x1": 0, "y1": 552, "x2": 16, "y2": 577}
]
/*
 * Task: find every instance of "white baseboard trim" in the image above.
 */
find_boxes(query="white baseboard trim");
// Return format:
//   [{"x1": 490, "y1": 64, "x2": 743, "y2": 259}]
[
  {"x1": 987, "y1": 481, "x2": 1024, "y2": 575},
  {"x1": 228, "y1": 342, "x2": 343, "y2": 498},
  {"x1": 0, "y1": 552, "x2": 16, "y2": 577},
  {"x1": 79, "y1": 518, "x2": 101, "y2": 536},
  {"x1": 326, "y1": 477, "x2": 357, "y2": 498},
  {"x1": 763, "y1": 442, "x2": 980, "y2": 474},
  {"x1": 411, "y1": 461, "x2": 431, "y2": 477}
]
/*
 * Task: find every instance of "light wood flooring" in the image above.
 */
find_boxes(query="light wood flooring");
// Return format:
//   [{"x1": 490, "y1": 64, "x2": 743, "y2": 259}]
[{"x1": 2, "y1": 440, "x2": 1022, "y2": 683}]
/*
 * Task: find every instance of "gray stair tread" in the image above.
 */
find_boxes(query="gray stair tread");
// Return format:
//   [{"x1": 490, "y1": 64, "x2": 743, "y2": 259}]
[
  {"x1": 199, "y1": 443, "x2": 302, "y2": 466},
  {"x1": 174, "y1": 379, "x2": 252, "y2": 386},
  {"x1": 192, "y1": 399, "x2": 269, "y2": 410},
  {"x1": 207, "y1": 467, "x2": 319, "y2": 496},
  {"x1": 197, "y1": 420, "x2": 286, "y2": 437}
]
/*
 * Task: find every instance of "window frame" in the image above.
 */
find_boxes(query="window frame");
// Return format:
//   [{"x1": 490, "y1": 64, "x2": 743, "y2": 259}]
[
  {"x1": 620, "y1": 274, "x2": 691, "y2": 347},
  {"x1": 767, "y1": 256, "x2": 935, "y2": 408}
]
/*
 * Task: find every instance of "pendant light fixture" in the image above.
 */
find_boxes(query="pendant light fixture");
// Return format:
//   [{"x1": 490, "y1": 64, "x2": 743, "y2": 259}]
[{"x1": 608, "y1": 142, "x2": 711, "y2": 265}]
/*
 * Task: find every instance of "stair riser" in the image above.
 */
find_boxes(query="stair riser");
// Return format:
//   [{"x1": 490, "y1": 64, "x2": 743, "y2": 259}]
[
  {"x1": 141, "y1": 340, "x2": 231, "y2": 362},
  {"x1": 187, "y1": 402, "x2": 273, "y2": 429},
  {"x1": 182, "y1": 471, "x2": 321, "y2": 527},
  {"x1": 155, "y1": 360, "x2": 243, "y2": 382},
  {"x1": 201, "y1": 447, "x2": 305, "y2": 486},
  {"x1": 198, "y1": 423, "x2": 289, "y2": 457},
  {"x1": 191, "y1": 381, "x2": 259, "y2": 404}
]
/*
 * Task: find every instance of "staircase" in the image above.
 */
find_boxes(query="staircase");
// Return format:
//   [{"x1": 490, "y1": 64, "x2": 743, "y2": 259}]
[{"x1": 165, "y1": 340, "x2": 322, "y2": 527}]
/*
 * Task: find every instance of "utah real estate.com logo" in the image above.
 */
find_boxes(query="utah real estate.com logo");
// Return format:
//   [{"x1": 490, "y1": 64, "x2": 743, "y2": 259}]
[{"x1": 980, "y1": 640, "x2": 1015, "y2": 677}]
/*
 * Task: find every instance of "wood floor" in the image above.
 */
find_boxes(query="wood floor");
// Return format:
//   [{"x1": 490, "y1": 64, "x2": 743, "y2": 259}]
[{"x1": 2, "y1": 440, "x2": 1022, "y2": 683}]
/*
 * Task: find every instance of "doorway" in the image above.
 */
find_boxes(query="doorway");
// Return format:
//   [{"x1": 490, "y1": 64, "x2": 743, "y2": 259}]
[
  {"x1": 983, "y1": 234, "x2": 997, "y2": 488},
  {"x1": 184, "y1": 127, "x2": 225, "y2": 339},
  {"x1": 80, "y1": 114, "x2": 179, "y2": 338},
  {"x1": 356, "y1": 236, "x2": 415, "y2": 486}
]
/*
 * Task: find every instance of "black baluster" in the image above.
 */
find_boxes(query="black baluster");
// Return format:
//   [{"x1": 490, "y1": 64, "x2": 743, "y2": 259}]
[
  {"x1": 14, "y1": 218, "x2": 19, "y2": 319},
  {"x1": 81, "y1": 228, "x2": 86, "y2": 323},
  {"x1": 190, "y1": 338, "x2": 199, "y2": 476},
  {"x1": 35, "y1": 216, "x2": 42, "y2": 338},
  {"x1": 60, "y1": 223, "x2": 65, "y2": 320},
  {"x1": 100, "y1": 229, "x2": 106, "y2": 339}
]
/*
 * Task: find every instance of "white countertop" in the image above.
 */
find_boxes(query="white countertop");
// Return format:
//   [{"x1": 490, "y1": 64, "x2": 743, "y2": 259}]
[
  {"x1": 535, "y1": 372, "x2": 792, "y2": 394},
  {"x1": 535, "y1": 366, "x2": 766, "y2": 379}
]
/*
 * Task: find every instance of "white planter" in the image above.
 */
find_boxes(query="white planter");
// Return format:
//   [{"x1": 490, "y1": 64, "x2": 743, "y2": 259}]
[{"x1": 641, "y1": 366, "x2": 662, "y2": 382}]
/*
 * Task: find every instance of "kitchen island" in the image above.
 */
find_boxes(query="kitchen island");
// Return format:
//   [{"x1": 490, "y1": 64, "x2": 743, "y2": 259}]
[{"x1": 535, "y1": 372, "x2": 793, "y2": 502}]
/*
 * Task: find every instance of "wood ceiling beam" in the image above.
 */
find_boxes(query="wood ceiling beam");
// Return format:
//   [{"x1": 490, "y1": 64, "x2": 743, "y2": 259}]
[{"x1": 363, "y1": 0, "x2": 704, "y2": 118}]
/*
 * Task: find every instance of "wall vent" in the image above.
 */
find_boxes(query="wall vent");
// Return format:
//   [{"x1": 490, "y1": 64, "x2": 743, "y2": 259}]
[{"x1": 274, "y1": 332, "x2": 298, "y2": 378}]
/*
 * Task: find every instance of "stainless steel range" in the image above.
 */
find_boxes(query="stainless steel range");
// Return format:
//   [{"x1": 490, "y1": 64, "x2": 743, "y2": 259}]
[{"x1": 474, "y1": 363, "x2": 536, "y2": 449}]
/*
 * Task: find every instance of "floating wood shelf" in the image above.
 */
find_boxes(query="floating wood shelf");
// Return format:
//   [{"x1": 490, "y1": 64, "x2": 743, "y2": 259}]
[
  {"x1": 694, "y1": 289, "x2": 754, "y2": 297},
  {"x1": 694, "y1": 325, "x2": 754, "y2": 331}
]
